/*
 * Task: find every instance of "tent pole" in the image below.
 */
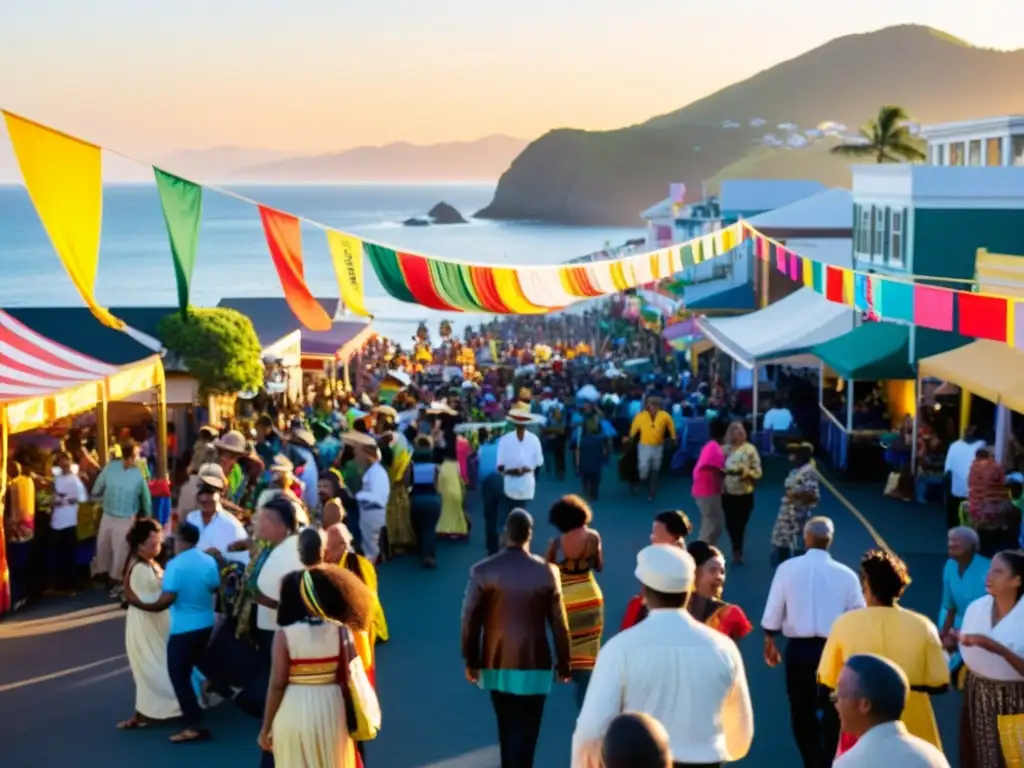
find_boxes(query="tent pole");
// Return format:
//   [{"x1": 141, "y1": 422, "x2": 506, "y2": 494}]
[
  {"x1": 846, "y1": 380, "x2": 854, "y2": 432},
  {"x1": 752, "y1": 364, "x2": 760, "y2": 432},
  {"x1": 97, "y1": 389, "x2": 110, "y2": 466},
  {"x1": 155, "y1": 368, "x2": 169, "y2": 480},
  {"x1": 911, "y1": 375, "x2": 920, "y2": 474}
]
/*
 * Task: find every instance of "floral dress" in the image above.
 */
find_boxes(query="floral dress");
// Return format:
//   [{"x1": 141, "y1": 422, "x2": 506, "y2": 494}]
[{"x1": 770, "y1": 462, "x2": 820, "y2": 554}]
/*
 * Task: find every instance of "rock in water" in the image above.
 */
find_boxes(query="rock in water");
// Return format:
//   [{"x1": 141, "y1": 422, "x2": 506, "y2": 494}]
[
  {"x1": 403, "y1": 217, "x2": 431, "y2": 227},
  {"x1": 428, "y1": 202, "x2": 467, "y2": 224}
]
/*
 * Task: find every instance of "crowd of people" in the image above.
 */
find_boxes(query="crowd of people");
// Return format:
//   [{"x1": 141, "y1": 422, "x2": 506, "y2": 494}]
[{"x1": 4, "y1": 311, "x2": 1024, "y2": 768}]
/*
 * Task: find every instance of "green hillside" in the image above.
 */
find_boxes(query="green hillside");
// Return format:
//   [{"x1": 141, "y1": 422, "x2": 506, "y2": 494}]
[{"x1": 477, "y1": 25, "x2": 1024, "y2": 225}]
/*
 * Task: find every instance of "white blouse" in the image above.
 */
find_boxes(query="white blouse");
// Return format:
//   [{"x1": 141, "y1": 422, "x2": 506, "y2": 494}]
[{"x1": 960, "y1": 594, "x2": 1024, "y2": 682}]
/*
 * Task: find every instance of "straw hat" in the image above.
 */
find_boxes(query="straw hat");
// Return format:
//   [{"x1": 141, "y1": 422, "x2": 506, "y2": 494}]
[
  {"x1": 426, "y1": 401, "x2": 458, "y2": 416},
  {"x1": 269, "y1": 454, "x2": 295, "y2": 474},
  {"x1": 373, "y1": 405, "x2": 399, "y2": 420},
  {"x1": 342, "y1": 431, "x2": 379, "y2": 449},
  {"x1": 198, "y1": 425, "x2": 220, "y2": 440},
  {"x1": 288, "y1": 428, "x2": 316, "y2": 449},
  {"x1": 196, "y1": 463, "x2": 227, "y2": 490},
  {"x1": 213, "y1": 430, "x2": 247, "y2": 455},
  {"x1": 507, "y1": 406, "x2": 543, "y2": 425}
]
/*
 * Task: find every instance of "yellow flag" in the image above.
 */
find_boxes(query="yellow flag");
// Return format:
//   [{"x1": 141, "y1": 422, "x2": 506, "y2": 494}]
[
  {"x1": 3, "y1": 112, "x2": 121, "y2": 328},
  {"x1": 325, "y1": 230, "x2": 370, "y2": 317},
  {"x1": 842, "y1": 269, "x2": 855, "y2": 306}
]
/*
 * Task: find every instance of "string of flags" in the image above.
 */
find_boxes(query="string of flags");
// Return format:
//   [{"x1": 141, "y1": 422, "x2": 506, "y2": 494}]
[{"x1": 2, "y1": 109, "x2": 1020, "y2": 352}]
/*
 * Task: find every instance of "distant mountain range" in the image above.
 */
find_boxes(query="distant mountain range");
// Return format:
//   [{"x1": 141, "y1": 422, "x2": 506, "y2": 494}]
[{"x1": 476, "y1": 24, "x2": 1024, "y2": 225}]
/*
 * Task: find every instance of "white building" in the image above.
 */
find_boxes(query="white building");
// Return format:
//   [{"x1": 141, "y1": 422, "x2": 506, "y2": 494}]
[{"x1": 920, "y1": 115, "x2": 1024, "y2": 168}]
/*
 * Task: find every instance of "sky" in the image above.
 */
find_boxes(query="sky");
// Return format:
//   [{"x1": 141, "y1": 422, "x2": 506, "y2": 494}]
[{"x1": 0, "y1": 0, "x2": 1022, "y2": 157}]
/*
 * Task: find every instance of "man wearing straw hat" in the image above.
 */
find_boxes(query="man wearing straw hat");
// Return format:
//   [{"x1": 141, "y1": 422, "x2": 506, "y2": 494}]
[
  {"x1": 494, "y1": 407, "x2": 544, "y2": 544},
  {"x1": 344, "y1": 431, "x2": 390, "y2": 563}
]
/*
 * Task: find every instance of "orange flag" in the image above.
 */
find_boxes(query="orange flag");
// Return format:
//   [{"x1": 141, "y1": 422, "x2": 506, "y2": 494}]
[{"x1": 257, "y1": 207, "x2": 332, "y2": 332}]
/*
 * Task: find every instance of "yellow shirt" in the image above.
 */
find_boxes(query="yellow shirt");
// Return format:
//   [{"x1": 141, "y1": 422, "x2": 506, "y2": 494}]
[
  {"x1": 630, "y1": 410, "x2": 677, "y2": 446},
  {"x1": 818, "y1": 606, "x2": 949, "y2": 750},
  {"x1": 724, "y1": 442, "x2": 763, "y2": 495}
]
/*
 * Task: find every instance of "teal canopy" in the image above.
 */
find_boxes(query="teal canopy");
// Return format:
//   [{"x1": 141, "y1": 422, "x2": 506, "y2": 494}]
[{"x1": 812, "y1": 321, "x2": 915, "y2": 380}]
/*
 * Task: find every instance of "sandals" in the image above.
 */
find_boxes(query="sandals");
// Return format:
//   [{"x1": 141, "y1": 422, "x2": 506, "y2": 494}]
[
  {"x1": 169, "y1": 728, "x2": 211, "y2": 744},
  {"x1": 116, "y1": 717, "x2": 149, "y2": 730}
]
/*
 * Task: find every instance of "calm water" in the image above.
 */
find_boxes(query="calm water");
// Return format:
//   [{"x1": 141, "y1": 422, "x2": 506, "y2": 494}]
[{"x1": 0, "y1": 183, "x2": 642, "y2": 340}]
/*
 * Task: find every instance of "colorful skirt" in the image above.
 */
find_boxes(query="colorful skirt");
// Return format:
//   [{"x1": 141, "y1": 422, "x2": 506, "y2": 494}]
[
  {"x1": 561, "y1": 570, "x2": 604, "y2": 671},
  {"x1": 961, "y1": 671, "x2": 1024, "y2": 768},
  {"x1": 436, "y1": 460, "x2": 468, "y2": 538},
  {"x1": 385, "y1": 482, "x2": 416, "y2": 556}
]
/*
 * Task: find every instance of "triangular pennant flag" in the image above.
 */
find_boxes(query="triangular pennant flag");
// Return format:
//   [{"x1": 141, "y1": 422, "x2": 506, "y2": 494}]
[
  {"x1": 3, "y1": 112, "x2": 122, "y2": 328},
  {"x1": 154, "y1": 168, "x2": 202, "y2": 319},
  {"x1": 258, "y1": 206, "x2": 333, "y2": 331},
  {"x1": 325, "y1": 230, "x2": 370, "y2": 317}
]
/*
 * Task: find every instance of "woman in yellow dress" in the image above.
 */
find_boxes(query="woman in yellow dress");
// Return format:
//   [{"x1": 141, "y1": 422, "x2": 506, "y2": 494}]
[
  {"x1": 436, "y1": 442, "x2": 468, "y2": 539},
  {"x1": 119, "y1": 518, "x2": 181, "y2": 728},
  {"x1": 376, "y1": 408, "x2": 416, "y2": 557},
  {"x1": 259, "y1": 564, "x2": 377, "y2": 768},
  {"x1": 818, "y1": 548, "x2": 950, "y2": 754}
]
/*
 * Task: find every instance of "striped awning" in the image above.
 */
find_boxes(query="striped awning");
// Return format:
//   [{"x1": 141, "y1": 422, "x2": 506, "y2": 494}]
[{"x1": 0, "y1": 309, "x2": 116, "y2": 402}]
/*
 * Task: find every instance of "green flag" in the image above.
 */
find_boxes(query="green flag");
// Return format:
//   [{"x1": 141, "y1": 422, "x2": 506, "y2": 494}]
[{"x1": 154, "y1": 168, "x2": 202, "y2": 318}]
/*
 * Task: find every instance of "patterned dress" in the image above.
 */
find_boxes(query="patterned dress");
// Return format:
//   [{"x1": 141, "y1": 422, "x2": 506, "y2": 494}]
[
  {"x1": 547, "y1": 533, "x2": 604, "y2": 671},
  {"x1": 770, "y1": 461, "x2": 820, "y2": 554}
]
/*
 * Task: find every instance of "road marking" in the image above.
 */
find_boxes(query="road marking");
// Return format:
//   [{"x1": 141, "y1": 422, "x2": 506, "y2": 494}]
[
  {"x1": 0, "y1": 654, "x2": 127, "y2": 694},
  {"x1": 417, "y1": 746, "x2": 501, "y2": 767},
  {"x1": 817, "y1": 473, "x2": 893, "y2": 554}
]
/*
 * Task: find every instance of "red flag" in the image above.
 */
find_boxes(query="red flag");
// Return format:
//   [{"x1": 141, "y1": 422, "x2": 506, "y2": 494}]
[
  {"x1": 825, "y1": 266, "x2": 844, "y2": 303},
  {"x1": 258, "y1": 207, "x2": 333, "y2": 332},
  {"x1": 958, "y1": 292, "x2": 1008, "y2": 342}
]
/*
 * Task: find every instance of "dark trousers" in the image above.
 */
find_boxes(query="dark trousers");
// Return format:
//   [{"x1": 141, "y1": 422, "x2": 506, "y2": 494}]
[
  {"x1": 946, "y1": 494, "x2": 965, "y2": 530},
  {"x1": 490, "y1": 691, "x2": 546, "y2": 768},
  {"x1": 51, "y1": 527, "x2": 79, "y2": 591},
  {"x1": 784, "y1": 637, "x2": 838, "y2": 768},
  {"x1": 580, "y1": 471, "x2": 602, "y2": 501},
  {"x1": 410, "y1": 492, "x2": 442, "y2": 560},
  {"x1": 722, "y1": 493, "x2": 754, "y2": 555},
  {"x1": 483, "y1": 475, "x2": 526, "y2": 555},
  {"x1": 167, "y1": 627, "x2": 213, "y2": 729},
  {"x1": 7, "y1": 540, "x2": 32, "y2": 608}
]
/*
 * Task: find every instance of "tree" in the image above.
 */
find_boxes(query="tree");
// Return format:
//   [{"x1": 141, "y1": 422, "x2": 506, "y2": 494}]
[
  {"x1": 830, "y1": 105, "x2": 926, "y2": 163},
  {"x1": 157, "y1": 308, "x2": 264, "y2": 397}
]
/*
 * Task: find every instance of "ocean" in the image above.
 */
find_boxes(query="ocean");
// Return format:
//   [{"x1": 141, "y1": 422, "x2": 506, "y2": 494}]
[{"x1": 0, "y1": 183, "x2": 643, "y2": 341}]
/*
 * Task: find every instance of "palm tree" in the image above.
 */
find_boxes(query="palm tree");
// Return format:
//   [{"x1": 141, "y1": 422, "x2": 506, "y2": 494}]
[{"x1": 830, "y1": 105, "x2": 926, "y2": 163}]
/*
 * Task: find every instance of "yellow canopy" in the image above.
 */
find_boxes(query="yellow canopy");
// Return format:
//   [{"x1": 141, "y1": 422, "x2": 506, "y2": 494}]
[{"x1": 918, "y1": 340, "x2": 1024, "y2": 412}]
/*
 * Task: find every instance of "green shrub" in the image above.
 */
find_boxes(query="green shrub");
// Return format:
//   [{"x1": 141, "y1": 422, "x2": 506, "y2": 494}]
[{"x1": 157, "y1": 308, "x2": 264, "y2": 397}]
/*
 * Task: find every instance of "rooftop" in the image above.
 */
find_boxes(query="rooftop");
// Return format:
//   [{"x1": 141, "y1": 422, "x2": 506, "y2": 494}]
[
  {"x1": 920, "y1": 114, "x2": 1024, "y2": 142},
  {"x1": 852, "y1": 164, "x2": 1024, "y2": 206},
  {"x1": 719, "y1": 179, "x2": 827, "y2": 215},
  {"x1": 745, "y1": 188, "x2": 852, "y2": 231}
]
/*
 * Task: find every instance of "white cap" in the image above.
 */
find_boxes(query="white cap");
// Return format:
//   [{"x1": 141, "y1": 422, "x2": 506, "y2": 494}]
[{"x1": 635, "y1": 544, "x2": 696, "y2": 594}]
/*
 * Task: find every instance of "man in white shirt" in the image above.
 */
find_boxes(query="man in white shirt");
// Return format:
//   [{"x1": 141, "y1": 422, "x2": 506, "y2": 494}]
[
  {"x1": 51, "y1": 451, "x2": 88, "y2": 593},
  {"x1": 184, "y1": 464, "x2": 250, "y2": 566},
  {"x1": 761, "y1": 516, "x2": 865, "y2": 768},
  {"x1": 943, "y1": 425, "x2": 985, "y2": 530},
  {"x1": 833, "y1": 655, "x2": 950, "y2": 767},
  {"x1": 497, "y1": 408, "x2": 544, "y2": 518},
  {"x1": 762, "y1": 402, "x2": 795, "y2": 434},
  {"x1": 572, "y1": 544, "x2": 753, "y2": 768},
  {"x1": 346, "y1": 431, "x2": 390, "y2": 563}
]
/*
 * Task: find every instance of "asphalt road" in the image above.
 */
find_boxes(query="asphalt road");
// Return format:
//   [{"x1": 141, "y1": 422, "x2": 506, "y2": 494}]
[{"x1": 0, "y1": 459, "x2": 961, "y2": 767}]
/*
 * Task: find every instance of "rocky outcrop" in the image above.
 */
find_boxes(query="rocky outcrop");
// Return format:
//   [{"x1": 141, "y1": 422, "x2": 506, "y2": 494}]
[
  {"x1": 402, "y1": 217, "x2": 430, "y2": 227},
  {"x1": 428, "y1": 202, "x2": 468, "y2": 224}
]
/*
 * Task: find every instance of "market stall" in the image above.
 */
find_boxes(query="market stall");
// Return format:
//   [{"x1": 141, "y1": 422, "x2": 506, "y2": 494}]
[
  {"x1": 695, "y1": 288, "x2": 855, "y2": 427},
  {"x1": 0, "y1": 309, "x2": 166, "y2": 614},
  {"x1": 811, "y1": 321, "x2": 916, "y2": 475}
]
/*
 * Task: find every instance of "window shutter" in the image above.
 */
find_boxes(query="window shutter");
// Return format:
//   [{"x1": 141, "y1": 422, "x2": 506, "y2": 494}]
[
  {"x1": 902, "y1": 207, "x2": 909, "y2": 262},
  {"x1": 853, "y1": 203, "x2": 860, "y2": 251},
  {"x1": 883, "y1": 206, "x2": 891, "y2": 261}
]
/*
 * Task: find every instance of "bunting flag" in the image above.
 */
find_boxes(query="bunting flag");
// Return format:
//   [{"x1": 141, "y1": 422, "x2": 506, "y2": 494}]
[
  {"x1": 2, "y1": 112, "x2": 122, "y2": 328},
  {"x1": 913, "y1": 285, "x2": 954, "y2": 331},
  {"x1": 257, "y1": 207, "x2": 333, "y2": 332},
  {"x1": 325, "y1": 231, "x2": 370, "y2": 317},
  {"x1": 958, "y1": 292, "x2": 1008, "y2": 342},
  {"x1": 154, "y1": 169, "x2": 202, "y2": 319}
]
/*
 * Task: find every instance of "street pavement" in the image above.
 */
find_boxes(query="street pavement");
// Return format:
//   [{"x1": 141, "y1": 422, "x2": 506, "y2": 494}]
[{"x1": 0, "y1": 458, "x2": 961, "y2": 767}]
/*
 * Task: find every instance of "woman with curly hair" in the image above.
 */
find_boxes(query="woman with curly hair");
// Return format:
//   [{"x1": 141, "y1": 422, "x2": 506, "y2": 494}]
[
  {"x1": 818, "y1": 549, "x2": 950, "y2": 756},
  {"x1": 259, "y1": 564, "x2": 378, "y2": 768}
]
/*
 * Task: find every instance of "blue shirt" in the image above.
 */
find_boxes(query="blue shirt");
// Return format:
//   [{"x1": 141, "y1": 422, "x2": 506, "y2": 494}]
[
  {"x1": 477, "y1": 442, "x2": 499, "y2": 480},
  {"x1": 161, "y1": 547, "x2": 220, "y2": 635}
]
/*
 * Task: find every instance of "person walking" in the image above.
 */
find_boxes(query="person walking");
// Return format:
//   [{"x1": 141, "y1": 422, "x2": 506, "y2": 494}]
[
  {"x1": 761, "y1": 517, "x2": 865, "y2": 767},
  {"x1": 630, "y1": 396, "x2": 676, "y2": 501},
  {"x1": 692, "y1": 419, "x2": 728, "y2": 546},
  {"x1": 572, "y1": 544, "x2": 753, "y2": 767},
  {"x1": 461, "y1": 509, "x2": 571, "y2": 768},
  {"x1": 832, "y1": 655, "x2": 950, "y2": 767},
  {"x1": 722, "y1": 421, "x2": 762, "y2": 565},
  {"x1": 409, "y1": 435, "x2": 442, "y2": 568},
  {"x1": 496, "y1": 407, "x2": 544, "y2": 515}
]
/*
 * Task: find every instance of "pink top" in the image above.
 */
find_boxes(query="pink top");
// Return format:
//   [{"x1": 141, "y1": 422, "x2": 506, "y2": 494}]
[
  {"x1": 692, "y1": 440, "x2": 725, "y2": 497},
  {"x1": 456, "y1": 436, "x2": 471, "y2": 483}
]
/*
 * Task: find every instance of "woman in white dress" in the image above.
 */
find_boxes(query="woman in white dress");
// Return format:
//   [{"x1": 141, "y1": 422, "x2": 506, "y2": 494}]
[
  {"x1": 118, "y1": 518, "x2": 181, "y2": 728},
  {"x1": 259, "y1": 564, "x2": 377, "y2": 768}
]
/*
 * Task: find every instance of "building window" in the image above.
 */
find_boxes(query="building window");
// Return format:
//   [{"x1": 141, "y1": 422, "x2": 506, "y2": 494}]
[
  {"x1": 1013, "y1": 135, "x2": 1024, "y2": 167},
  {"x1": 986, "y1": 137, "x2": 1004, "y2": 166},
  {"x1": 874, "y1": 206, "x2": 885, "y2": 255},
  {"x1": 890, "y1": 210, "x2": 903, "y2": 265},
  {"x1": 933, "y1": 143, "x2": 946, "y2": 166},
  {"x1": 968, "y1": 140, "x2": 982, "y2": 166},
  {"x1": 858, "y1": 205, "x2": 871, "y2": 253},
  {"x1": 949, "y1": 141, "x2": 965, "y2": 166}
]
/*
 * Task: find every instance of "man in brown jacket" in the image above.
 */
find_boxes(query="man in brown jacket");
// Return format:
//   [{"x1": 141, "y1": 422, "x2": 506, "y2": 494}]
[{"x1": 461, "y1": 508, "x2": 572, "y2": 768}]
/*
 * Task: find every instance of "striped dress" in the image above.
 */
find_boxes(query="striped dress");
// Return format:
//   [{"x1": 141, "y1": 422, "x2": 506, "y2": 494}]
[{"x1": 547, "y1": 533, "x2": 604, "y2": 671}]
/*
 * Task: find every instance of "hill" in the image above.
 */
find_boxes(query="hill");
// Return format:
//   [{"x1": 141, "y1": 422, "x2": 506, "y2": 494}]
[
  {"x1": 231, "y1": 135, "x2": 529, "y2": 182},
  {"x1": 157, "y1": 147, "x2": 296, "y2": 181},
  {"x1": 476, "y1": 25, "x2": 1024, "y2": 225}
]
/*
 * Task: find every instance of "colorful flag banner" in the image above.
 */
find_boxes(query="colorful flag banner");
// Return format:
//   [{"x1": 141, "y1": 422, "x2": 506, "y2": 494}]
[
  {"x1": 154, "y1": 168, "x2": 202, "y2": 319},
  {"x1": 3, "y1": 112, "x2": 122, "y2": 329},
  {"x1": 958, "y1": 292, "x2": 1008, "y2": 342},
  {"x1": 257, "y1": 206, "x2": 333, "y2": 332},
  {"x1": 913, "y1": 285, "x2": 954, "y2": 332},
  {"x1": 324, "y1": 231, "x2": 370, "y2": 317}
]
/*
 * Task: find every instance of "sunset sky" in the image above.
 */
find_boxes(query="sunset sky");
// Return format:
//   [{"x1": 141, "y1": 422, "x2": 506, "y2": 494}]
[{"x1": 1, "y1": 0, "x2": 1022, "y2": 156}]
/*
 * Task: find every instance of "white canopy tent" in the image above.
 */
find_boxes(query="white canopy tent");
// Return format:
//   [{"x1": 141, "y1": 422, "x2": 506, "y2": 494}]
[{"x1": 695, "y1": 288, "x2": 855, "y2": 424}]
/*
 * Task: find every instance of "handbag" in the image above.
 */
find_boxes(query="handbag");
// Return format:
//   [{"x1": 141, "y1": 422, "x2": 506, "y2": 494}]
[
  {"x1": 338, "y1": 625, "x2": 381, "y2": 742},
  {"x1": 999, "y1": 713, "x2": 1024, "y2": 766}
]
